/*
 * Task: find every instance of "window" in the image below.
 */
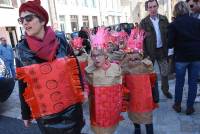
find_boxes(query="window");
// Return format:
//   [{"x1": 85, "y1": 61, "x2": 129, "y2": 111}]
[
  {"x1": 105, "y1": 16, "x2": 109, "y2": 26},
  {"x1": 112, "y1": 0, "x2": 114, "y2": 9},
  {"x1": 84, "y1": 0, "x2": 88, "y2": 7},
  {"x1": 11, "y1": 0, "x2": 17, "y2": 7},
  {"x1": 59, "y1": 15, "x2": 66, "y2": 32},
  {"x1": 82, "y1": 16, "x2": 89, "y2": 27},
  {"x1": 70, "y1": 0, "x2": 78, "y2": 6},
  {"x1": 75, "y1": 0, "x2": 79, "y2": 6},
  {"x1": 70, "y1": 15, "x2": 79, "y2": 32},
  {"x1": 57, "y1": 0, "x2": 67, "y2": 5},
  {"x1": 92, "y1": 16, "x2": 98, "y2": 27},
  {"x1": 20, "y1": 0, "x2": 25, "y2": 3},
  {"x1": 91, "y1": 0, "x2": 96, "y2": 8},
  {"x1": 0, "y1": 0, "x2": 12, "y2": 7},
  {"x1": 117, "y1": 16, "x2": 120, "y2": 24},
  {"x1": 112, "y1": 16, "x2": 115, "y2": 25}
]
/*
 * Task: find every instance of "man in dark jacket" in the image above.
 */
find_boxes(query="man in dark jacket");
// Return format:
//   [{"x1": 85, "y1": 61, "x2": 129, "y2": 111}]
[
  {"x1": 140, "y1": 0, "x2": 172, "y2": 98},
  {"x1": 78, "y1": 26, "x2": 91, "y2": 54}
]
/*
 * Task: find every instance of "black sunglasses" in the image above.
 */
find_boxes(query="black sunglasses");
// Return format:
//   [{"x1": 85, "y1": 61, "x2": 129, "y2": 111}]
[
  {"x1": 18, "y1": 14, "x2": 37, "y2": 24},
  {"x1": 190, "y1": 4, "x2": 194, "y2": 8}
]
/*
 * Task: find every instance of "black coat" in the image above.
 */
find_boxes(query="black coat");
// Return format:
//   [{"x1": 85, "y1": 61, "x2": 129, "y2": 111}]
[
  {"x1": 168, "y1": 14, "x2": 200, "y2": 62},
  {"x1": 16, "y1": 32, "x2": 84, "y2": 134},
  {"x1": 78, "y1": 30, "x2": 91, "y2": 54}
]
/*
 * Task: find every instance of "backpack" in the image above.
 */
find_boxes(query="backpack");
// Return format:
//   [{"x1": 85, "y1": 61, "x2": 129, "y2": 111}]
[
  {"x1": 0, "y1": 57, "x2": 15, "y2": 102},
  {"x1": 0, "y1": 57, "x2": 10, "y2": 79}
]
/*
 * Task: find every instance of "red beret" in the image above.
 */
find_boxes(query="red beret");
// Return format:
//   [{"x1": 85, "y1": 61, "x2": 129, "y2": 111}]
[{"x1": 19, "y1": 0, "x2": 49, "y2": 26}]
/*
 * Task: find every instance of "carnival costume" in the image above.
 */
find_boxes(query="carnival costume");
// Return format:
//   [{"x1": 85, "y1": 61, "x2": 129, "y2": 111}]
[
  {"x1": 85, "y1": 28, "x2": 127, "y2": 134},
  {"x1": 107, "y1": 31, "x2": 128, "y2": 64},
  {"x1": 16, "y1": 1, "x2": 84, "y2": 133},
  {"x1": 71, "y1": 37, "x2": 89, "y2": 93},
  {"x1": 122, "y1": 28, "x2": 159, "y2": 124}
]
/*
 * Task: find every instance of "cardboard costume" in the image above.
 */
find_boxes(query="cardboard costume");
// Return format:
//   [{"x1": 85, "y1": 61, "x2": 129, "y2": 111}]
[
  {"x1": 122, "y1": 29, "x2": 158, "y2": 124},
  {"x1": 17, "y1": 57, "x2": 84, "y2": 119},
  {"x1": 86, "y1": 63, "x2": 124, "y2": 134},
  {"x1": 85, "y1": 28, "x2": 126, "y2": 134}
]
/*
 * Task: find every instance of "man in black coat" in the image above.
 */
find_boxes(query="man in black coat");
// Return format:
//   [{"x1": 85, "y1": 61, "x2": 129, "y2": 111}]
[{"x1": 78, "y1": 27, "x2": 91, "y2": 54}]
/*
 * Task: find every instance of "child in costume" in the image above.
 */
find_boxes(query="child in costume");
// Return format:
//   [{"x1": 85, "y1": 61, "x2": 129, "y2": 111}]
[
  {"x1": 71, "y1": 37, "x2": 89, "y2": 96},
  {"x1": 122, "y1": 28, "x2": 159, "y2": 134},
  {"x1": 16, "y1": 1, "x2": 84, "y2": 133},
  {"x1": 107, "y1": 31, "x2": 128, "y2": 64},
  {"x1": 85, "y1": 28, "x2": 127, "y2": 134}
]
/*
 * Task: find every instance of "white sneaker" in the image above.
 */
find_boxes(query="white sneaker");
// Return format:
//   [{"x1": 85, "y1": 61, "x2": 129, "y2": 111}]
[{"x1": 195, "y1": 96, "x2": 200, "y2": 102}]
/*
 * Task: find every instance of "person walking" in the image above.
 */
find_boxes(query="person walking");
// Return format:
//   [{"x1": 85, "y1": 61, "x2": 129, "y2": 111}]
[
  {"x1": 168, "y1": 1, "x2": 200, "y2": 115},
  {"x1": 78, "y1": 26, "x2": 91, "y2": 54},
  {"x1": 140, "y1": 0, "x2": 172, "y2": 99},
  {"x1": 16, "y1": 0, "x2": 84, "y2": 133},
  {"x1": 0, "y1": 37, "x2": 15, "y2": 78}
]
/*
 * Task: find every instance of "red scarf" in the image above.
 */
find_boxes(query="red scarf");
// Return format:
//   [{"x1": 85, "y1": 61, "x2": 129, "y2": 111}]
[{"x1": 26, "y1": 27, "x2": 59, "y2": 61}]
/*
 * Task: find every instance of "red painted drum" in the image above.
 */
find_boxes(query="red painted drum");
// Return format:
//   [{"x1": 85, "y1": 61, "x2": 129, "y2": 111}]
[
  {"x1": 124, "y1": 73, "x2": 158, "y2": 113},
  {"x1": 16, "y1": 57, "x2": 84, "y2": 119},
  {"x1": 89, "y1": 84, "x2": 123, "y2": 127}
]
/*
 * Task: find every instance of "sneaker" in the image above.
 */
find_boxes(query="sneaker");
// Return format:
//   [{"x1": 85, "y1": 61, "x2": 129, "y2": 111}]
[
  {"x1": 195, "y1": 96, "x2": 200, "y2": 102},
  {"x1": 172, "y1": 103, "x2": 181, "y2": 113},
  {"x1": 164, "y1": 92, "x2": 173, "y2": 99},
  {"x1": 186, "y1": 107, "x2": 195, "y2": 115}
]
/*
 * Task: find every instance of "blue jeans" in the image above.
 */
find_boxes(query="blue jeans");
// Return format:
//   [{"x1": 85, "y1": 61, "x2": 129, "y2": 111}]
[{"x1": 175, "y1": 61, "x2": 200, "y2": 108}]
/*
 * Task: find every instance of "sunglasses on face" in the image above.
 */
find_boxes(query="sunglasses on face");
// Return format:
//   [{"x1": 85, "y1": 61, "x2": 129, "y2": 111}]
[
  {"x1": 190, "y1": 4, "x2": 194, "y2": 8},
  {"x1": 18, "y1": 14, "x2": 37, "y2": 24},
  {"x1": 186, "y1": 0, "x2": 199, "y2": 2}
]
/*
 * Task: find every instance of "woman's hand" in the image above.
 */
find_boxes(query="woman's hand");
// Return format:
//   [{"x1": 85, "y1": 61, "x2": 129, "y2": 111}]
[{"x1": 23, "y1": 120, "x2": 31, "y2": 127}]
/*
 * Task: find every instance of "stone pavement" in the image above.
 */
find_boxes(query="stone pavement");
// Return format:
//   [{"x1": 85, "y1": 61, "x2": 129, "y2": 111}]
[{"x1": 0, "y1": 79, "x2": 200, "y2": 134}]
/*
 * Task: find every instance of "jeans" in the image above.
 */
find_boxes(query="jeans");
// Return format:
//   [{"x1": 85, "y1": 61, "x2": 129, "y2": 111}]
[{"x1": 175, "y1": 61, "x2": 200, "y2": 108}]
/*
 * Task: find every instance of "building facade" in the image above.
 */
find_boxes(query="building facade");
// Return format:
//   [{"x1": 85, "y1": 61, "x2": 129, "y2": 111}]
[
  {"x1": 120, "y1": 0, "x2": 183, "y2": 24},
  {"x1": 0, "y1": 0, "x2": 20, "y2": 47},
  {"x1": 55, "y1": 0, "x2": 100, "y2": 33},
  {"x1": 0, "y1": 0, "x2": 52, "y2": 47},
  {"x1": 54, "y1": 0, "x2": 122, "y2": 33},
  {"x1": 99, "y1": 0, "x2": 121, "y2": 26},
  {"x1": 0, "y1": 0, "x2": 180, "y2": 45}
]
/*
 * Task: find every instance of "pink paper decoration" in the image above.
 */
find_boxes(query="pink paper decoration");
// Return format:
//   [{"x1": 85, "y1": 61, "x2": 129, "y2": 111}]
[
  {"x1": 127, "y1": 29, "x2": 145, "y2": 53},
  {"x1": 71, "y1": 37, "x2": 83, "y2": 49}
]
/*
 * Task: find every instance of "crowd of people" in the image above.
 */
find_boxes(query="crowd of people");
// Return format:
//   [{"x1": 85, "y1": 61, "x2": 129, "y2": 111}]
[{"x1": 0, "y1": 0, "x2": 199, "y2": 134}]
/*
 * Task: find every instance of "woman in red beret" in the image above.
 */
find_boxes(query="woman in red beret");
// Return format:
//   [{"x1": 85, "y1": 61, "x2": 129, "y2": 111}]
[{"x1": 16, "y1": 0, "x2": 84, "y2": 134}]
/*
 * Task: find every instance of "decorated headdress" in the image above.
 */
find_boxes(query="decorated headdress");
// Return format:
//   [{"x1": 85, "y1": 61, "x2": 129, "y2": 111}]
[
  {"x1": 71, "y1": 37, "x2": 83, "y2": 50},
  {"x1": 127, "y1": 29, "x2": 145, "y2": 53},
  {"x1": 106, "y1": 31, "x2": 119, "y2": 44},
  {"x1": 91, "y1": 27, "x2": 109, "y2": 50},
  {"x1": 118, "y1": 31, "x2": 128, "y2": 43}
]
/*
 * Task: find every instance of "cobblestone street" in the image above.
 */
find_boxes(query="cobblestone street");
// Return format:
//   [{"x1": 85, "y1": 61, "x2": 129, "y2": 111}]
[{"x1": 0, "y1": 78, "x2": 200, "y2": 134}]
